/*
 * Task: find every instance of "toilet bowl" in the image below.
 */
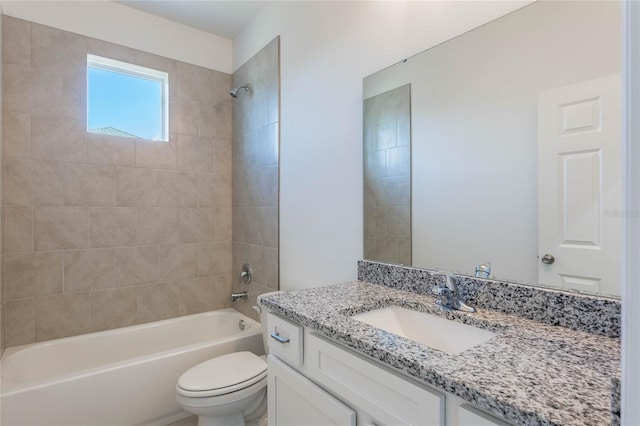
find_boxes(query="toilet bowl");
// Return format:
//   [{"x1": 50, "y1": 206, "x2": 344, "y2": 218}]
[
  {"x1": 176, "y1": 292, "x2": 282, "y2": 426},
  {"x1": 176, "y1": 351, "x2": 267, "y2": 426}
]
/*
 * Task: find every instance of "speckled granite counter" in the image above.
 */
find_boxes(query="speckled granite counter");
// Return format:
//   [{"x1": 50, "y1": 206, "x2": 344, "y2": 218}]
[{"x1": 260, "y1": 281, "x2": 620, "y2": 426}]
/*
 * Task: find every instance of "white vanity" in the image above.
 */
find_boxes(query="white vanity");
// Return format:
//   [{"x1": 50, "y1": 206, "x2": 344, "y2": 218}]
[
  {"x1": 260, "y1": 279, "x2": 620, "y2": 426},
  {"x1": 266, "y1": 310, "x2": 511, "y2": 426}
]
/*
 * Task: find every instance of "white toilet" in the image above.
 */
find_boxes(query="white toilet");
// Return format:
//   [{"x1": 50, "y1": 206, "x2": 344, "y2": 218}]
[{"x1": 175, "y1": 294, "x2": 278, "y2": 426}]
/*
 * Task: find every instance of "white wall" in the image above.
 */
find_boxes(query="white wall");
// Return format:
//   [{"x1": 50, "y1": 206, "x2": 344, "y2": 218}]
[
  {"x1": 363, "y1": 1, "x2": 621, "y2": 286},
  {"x1": 233, "y1": 1, "x2": 531, "y2": 290},
  {"x1": 1, "y1": 0, "x2": 232, "y2": 73},
  {"x1": 623, "y1": 1, "x2": 640, "y2": 423}
]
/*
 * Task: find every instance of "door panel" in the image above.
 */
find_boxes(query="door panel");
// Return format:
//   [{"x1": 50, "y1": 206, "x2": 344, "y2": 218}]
[{"x1": 538, "y1": 73, "x2": 622, "y2": 295}]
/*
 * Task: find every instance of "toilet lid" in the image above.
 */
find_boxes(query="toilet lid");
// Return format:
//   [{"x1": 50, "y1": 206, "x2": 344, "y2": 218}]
[{"x1": 177, "y1": 352, "x2": 267, "y2": 395}]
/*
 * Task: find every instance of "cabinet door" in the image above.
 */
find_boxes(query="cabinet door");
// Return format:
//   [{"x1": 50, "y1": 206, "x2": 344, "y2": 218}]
[{"x1": 268, "y1": 355, "x2": 356, "y2": 426}]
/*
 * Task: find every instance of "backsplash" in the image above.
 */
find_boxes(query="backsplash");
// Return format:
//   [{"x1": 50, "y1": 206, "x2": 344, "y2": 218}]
[{"x1": 358, "y1": 260, "x2": 621, "y2": 337}]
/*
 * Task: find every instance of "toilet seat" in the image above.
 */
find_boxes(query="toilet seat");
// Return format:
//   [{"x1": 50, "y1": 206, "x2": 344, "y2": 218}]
[{"x1": 177, "y1": 352, "x2": 267, "y2": 398}]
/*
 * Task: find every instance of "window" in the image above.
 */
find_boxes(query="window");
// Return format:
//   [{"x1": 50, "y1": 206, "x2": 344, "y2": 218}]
[{"x1": 87, "y1": 54, "x2": 169, "y2": 141}]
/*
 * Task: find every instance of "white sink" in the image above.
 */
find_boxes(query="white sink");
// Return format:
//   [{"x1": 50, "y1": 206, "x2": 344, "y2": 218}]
[{"x1": 352, "y1": 305, "x2": 496, "y2": 355}]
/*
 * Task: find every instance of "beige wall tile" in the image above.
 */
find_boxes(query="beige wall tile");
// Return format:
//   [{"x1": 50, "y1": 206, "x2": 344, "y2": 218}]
[
  {"x1": 179, "y1": 277, "x2": 214, "y2": 315},
  {"x1": 90, "y1": 287, "x2": 137, "y2": 332},
  {"x1": 3, "y1": 16, "x2": 30, "y2": 67},
  {"x1": 3, "y1": 110, "x2": 30, "y2": 159},
  {"x1": 136, "y1": 207, "x2": 180, "y2": 245},
  {"x1": 88, "y1": 39, "x2": 136, "y2": 63},
  {"x1": 212, "y1": 70, "x2": 232, "y2": 107},
  {"x1": 263, "y1": 247, "x2": 279, "y2": 290},
  {"x1": 179, "y1": 208, "x2": 214, "y2": 243},
  {"x1": 197, "y1": 243, "x2": 215, "y2": 277},
  {"x1": 116, "y1": 167, "x2": 157, "y2": 206},
  {"x1": 199, "y1": 101, "x2": 231, "y2": 140},
  {"x1": 86, "y1": 133, "x2": 136, "y2": 167},
  {"x1": 2, "y1": 21, "x2": 241, "y2": 345},
  {"x1": 177, "y1": 62, "x2": 213, "y2": 104},
  {"x1": 4, "y1": 64, "x2": 33, "y2": 112},
  {"x1": 4, "y1": 299, "x2": 35, "y2": 347},
  {"x1": 257, "y1": 123, "x2": 278, "y2": 167},
  {"x1": 35, "y1": 293, "x2": 91, "y2": 341},
  {"x1": 156, "y1": 171, "x2": 197, "y2": 207},
  {"x1": 35, "y1": 251, "x2": 64, "y2": 297},
  {"x1": 212, "y1": 242, "x2": 232, "y2": 277},
  {"x1": 64, "y1": 163, "x2": 116, "y2": 207},
  {"x1": 4, "y1": 253, "x2": 35, "y2": 300},
  {"x1": 170, "y1": 98, "x2": 199, "y2": 136},
  {"x1": 135, "y1": 139, "x2": 177, "y2": 170},
  {"x1": 177, "y1": 135, "x2": 214, "y2": 173},
  {"x1": 31, "y1": 117, "x2": 85, "y2": 163},
  {"x1": 214, "y1": 208, "x2": 232, "y2": 242},
  {"x1": 137, "y1": 283, "x2": 178, "y2": 323},
  {"x1": 5, "y1": 205, "x2": 34, "y2": 252},
  {"x1": 115, "y1": 246, "x2": 158, "y2": 287},
  {"x1": 4, "y1": 159, "x2": 63, "y2": 206},
  {"x1": 31, "y1": 23, "x2": 87, "y2": 71},
  {"x1": 158, "y1": 244, "x2": 197, "y2": 283},
  {"x1": 64, "y1": 249, "x2": 114, "y2": 293},
  {"x1": 35, "y1": 206, "x2": 88, "y2": 251},
  {"x1": 213, "y1": 137, "x2": 232, "y2": 176},
  {"x1": 212, "y1": 275, "x2": 232, "y2": 310},
  {"x1": 62, "y1": 66, "x2": 86, "y2": 121},
  {"x1": 89, "y1": 207, "x2": 137, "y2": 248},
  {"x1": 30, "y1": 70, "x2": 64, "y2": 117}
]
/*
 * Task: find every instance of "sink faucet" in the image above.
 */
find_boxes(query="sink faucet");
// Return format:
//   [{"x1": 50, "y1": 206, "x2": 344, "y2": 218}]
[{"x1": 432, "y1": 273, "x2": 476, "y2": 313}]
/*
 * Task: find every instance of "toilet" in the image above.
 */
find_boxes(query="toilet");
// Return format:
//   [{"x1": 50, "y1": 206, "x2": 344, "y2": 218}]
[{"x1": 176, "y1": 293, "x2": 279, "y2": 426}]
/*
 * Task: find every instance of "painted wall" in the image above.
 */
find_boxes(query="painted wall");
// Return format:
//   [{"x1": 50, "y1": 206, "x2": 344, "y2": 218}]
[
  {"x1": 233, "y1": 1, "x2": 532, "y2": 290},
  {"x1": 0, "y1": 0, "x2": 232, "y2": 73},
  {"x1": 363, "y1": 1, "x2": 621, "y2": 286}
]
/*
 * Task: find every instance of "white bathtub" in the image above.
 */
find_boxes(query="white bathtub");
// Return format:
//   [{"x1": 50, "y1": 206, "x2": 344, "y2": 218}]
[{"x1": 1, "y1": 308, "x2": 264, "y2": 426}]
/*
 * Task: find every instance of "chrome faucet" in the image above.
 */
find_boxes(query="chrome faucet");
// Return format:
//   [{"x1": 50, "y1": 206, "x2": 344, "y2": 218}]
[
  {"x1": 231, "y1": 292, "x2": 248, "y2": 302},
  {"x1": 432, "y1": 273, "x2": 476, "y2": 313}
]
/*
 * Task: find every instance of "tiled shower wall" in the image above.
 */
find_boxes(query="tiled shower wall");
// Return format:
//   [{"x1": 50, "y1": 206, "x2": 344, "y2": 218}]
[
  {"x1": 1, "y1": 16, "x2": 233, "y2": 347},
  {"x1": 363, "y1": 84, "x2": 411, "y2": 266},
  {"x1": 231, "y1": 38, "x2": 279, "y2": 320}
]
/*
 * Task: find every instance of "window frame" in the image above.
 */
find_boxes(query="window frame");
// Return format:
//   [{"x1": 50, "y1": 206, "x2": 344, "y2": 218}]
[{"x1": 87, "y1": 54, "x2": 169, "y2": 142}]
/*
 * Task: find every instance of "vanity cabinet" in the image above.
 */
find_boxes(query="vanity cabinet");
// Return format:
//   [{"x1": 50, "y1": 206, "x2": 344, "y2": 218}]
[
  {"x1": 268, "y1": 355, "x2": 356, "y2": 425},
  {"x1": 266, "y1": 312, "x2": 512, "y2": 426}
]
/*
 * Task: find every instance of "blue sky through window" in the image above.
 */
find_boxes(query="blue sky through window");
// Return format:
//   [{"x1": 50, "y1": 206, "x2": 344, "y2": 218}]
[{"x1": 87, "y1": 67, "x2": 164, "y2": 140}]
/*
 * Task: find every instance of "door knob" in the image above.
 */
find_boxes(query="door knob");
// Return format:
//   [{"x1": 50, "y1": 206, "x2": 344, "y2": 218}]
[{"x1": 541, "y1": 254, "x2": 555, "y2": 265}]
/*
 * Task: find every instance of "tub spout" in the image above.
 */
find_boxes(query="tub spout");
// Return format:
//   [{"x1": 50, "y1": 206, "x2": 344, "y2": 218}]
[{"x1": 231, "y1": 292, "x2": 248, "y2": 302}]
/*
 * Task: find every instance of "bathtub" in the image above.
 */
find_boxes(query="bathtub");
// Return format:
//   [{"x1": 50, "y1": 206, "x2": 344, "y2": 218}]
[{"x1": 1, "y1": 308, "x2": 264, "y2": 426}]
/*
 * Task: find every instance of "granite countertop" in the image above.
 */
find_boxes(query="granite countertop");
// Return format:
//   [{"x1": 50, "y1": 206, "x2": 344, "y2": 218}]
[{"x1": 260, "y1": 281, "x2": 621, "y2": 426}]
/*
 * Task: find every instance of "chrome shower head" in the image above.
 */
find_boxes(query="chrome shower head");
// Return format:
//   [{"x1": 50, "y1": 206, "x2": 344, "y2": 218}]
[{"x1": 229, "y1": 84, "x2": 250, "y2": 98}]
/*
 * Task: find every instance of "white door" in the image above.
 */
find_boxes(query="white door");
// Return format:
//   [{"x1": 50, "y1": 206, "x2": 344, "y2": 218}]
[
  {"x1": 268, "y1": 355, "x2": 356, "y2": 426},
  {"x1": 537, "y1": 73, "x2": 622, "y2": 296}
]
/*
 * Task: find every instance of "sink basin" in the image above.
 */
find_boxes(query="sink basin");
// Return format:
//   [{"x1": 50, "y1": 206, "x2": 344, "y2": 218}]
[{"x1": 352, "y1": 305, "x2": 496, "y2": 355}]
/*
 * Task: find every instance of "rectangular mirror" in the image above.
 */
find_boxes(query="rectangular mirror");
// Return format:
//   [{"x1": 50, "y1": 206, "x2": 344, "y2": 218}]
[{"x1": 363, "y1": 1, "x2": 622, "y2": 297}]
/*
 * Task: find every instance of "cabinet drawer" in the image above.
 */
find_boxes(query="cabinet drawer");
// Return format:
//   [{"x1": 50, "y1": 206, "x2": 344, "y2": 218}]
[
  {"x1": 268, "y1": 355, "x2": 356, "y2": 426},
  {"x1": 306, "y1": 332, "x2": 444, "y2": 426},
  {"x1": 458, "y1": 404, "x2": 512, "y2": 426},
  {"x1": 267, "y1": 313, "x2": 304, "y2": 367}
]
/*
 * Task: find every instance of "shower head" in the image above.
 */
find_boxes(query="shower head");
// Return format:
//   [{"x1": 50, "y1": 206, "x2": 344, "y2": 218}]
[{"x1": 229, "y1": 84, "x2": 250, "y2": 98}]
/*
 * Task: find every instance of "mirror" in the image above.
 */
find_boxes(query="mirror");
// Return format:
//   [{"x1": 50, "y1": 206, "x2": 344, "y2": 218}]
[{"x1": 363, "y1": 1, "x2": 622, "y2": 297}]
